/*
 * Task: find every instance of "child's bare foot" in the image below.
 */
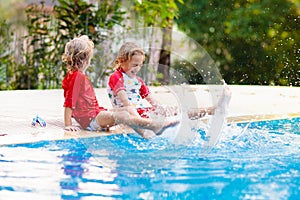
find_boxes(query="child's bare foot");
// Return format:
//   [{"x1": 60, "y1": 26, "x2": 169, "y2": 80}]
[
  {"x1": 141, "y1": 130, "x2": 156, "y2": 139},
  {"x1": 134, "y1": 120, "x2": 179, "y2": 139},
  {"x1": 216, "y1": 81, "x2": 232, "y2": 113},
  {"x1": 154, "y1": 120, "x2": 179, "y2": 136}
]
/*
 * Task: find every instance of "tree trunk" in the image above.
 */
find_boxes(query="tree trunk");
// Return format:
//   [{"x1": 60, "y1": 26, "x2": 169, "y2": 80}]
[{"x1": 157, "y1": 18, "x2": 173, "y2": 85}]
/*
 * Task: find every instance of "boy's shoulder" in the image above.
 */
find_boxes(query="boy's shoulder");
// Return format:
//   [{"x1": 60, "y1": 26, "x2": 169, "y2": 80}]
[
  {"x1": 109, "y1": 69, "x2": 123, "y2": 79},
  {"x1": 136, "y1": 76, "x2": 146, "y2": 83}
]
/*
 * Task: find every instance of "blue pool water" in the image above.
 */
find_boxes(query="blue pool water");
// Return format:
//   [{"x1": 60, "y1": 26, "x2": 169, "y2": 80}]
[{"x1": 1, "y1": 117, "x2": 300, "y2": 199}]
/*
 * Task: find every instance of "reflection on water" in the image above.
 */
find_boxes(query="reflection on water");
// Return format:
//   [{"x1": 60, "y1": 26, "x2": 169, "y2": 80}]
[
  {"x1": 59, "y1": 143, "x2": 90, "y2": 199},
  {"x1": 58, "y1": 140, "x2": 121, "y2": 199},
  {"x1": 0, "y1": 118, "x2": 300, "y2": 199}
]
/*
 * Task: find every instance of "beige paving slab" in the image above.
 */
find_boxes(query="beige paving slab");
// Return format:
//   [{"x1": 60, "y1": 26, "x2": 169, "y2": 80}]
[{"x1": 0, "y1": 85, "x2": 299, "y2": 145}]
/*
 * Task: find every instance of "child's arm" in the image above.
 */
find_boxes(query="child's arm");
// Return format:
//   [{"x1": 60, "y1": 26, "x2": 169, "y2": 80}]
[
  {"x1": 145, "y1": 94, "x2": 160, "y2": 108},
  {"x1": 64, "y1": 107, "x2": 81, "y2": 131},
  {"x1": 145, "y1": 94, "x2": 178, "y2": 116},
  {"x1": 116, "y1": 90, "x2": 132, "y2": 106},
  {"x1": 116, "y1": 90, "x2": 141, "y2": 117}
]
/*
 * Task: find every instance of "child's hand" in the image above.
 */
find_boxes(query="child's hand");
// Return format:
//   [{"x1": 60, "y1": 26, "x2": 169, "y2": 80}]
[
  {"x1": 127, "y1": 105, "x2": 141, "y2": 117},
  {"x1": 64, "y1": 125, "x2": 81, "y2": 132}
]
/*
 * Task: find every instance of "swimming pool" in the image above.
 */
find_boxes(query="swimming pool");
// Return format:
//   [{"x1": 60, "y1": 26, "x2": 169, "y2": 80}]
[{"x1": 1, "y1": 117, "x2": 300, "y2": 199}]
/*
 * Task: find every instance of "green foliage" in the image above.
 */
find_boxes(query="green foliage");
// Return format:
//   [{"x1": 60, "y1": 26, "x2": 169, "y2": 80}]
[
  {"x1": 132, "y1": 0, "x2": 184, "y2": 85},
  {"x1": 2, "y1": 0, "x2": 299, "y2": 88},
  {"x1": 53, "y1": 0, "x2": 125, "y2": 87},
  {"x1": 0, "y1": 0, "x2": 125, "y2": 90},
  {"x1": 23, "y1": 2, "x2": 55, "y2": 89},
  {"x1": 0, "y1": 20, "x2": 15, "y2": 90},
  {"x1": 176, "y1": 0, "x2": 300, "y2": 86},
  {"x1": 134, "y1": 0, "x2": 183, "y2": 27},
  {"x1": 171, "y1": 60, "x2": 204, "y2": 84}
]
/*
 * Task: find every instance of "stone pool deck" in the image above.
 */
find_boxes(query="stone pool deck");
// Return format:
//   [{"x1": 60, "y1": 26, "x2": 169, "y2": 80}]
[{"x1": 0, "y1": 85, "x2": 299, "y2": 145}]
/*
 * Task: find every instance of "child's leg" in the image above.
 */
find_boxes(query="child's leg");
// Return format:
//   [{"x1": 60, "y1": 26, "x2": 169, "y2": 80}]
[
  {"x1": 187, "y1": 82, "x2": 231, "y2": 119},
  {"x1": 131, "y1": 127, "x2": 156, "y2": 139},
  {"x1": 112, "y1": 110, "x2": 177, "y2": 134},
  {"x1": 95, "y1": 109, "x2": 178, "y2": 138},
  {"x1": 215, "y1": 82, "x2": 232, "y2": 113},
  {"x1": 188, "y1": 107, "x2": 214, "y2": 119},
  {"x1": 95, "y1": 110, "x2": 116, "y2": 129}
]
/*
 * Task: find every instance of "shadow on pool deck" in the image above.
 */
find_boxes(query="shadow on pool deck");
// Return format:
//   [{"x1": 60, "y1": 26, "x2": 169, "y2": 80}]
[{"x1": 0, "y1": 85, "x2": 299, "y2": 145}]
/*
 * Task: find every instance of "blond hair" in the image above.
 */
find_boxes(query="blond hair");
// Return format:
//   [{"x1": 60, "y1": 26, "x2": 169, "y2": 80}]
[
  {"x1": 62, "y1": 35, "x2": 94, "y2": 71},
  {"x1": 114, "y1": 42, "x2": 145, "y2": 70}
]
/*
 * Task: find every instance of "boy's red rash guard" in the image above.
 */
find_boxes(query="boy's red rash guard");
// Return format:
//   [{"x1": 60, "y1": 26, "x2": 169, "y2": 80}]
[{"x1": 62, "y1": 70, "x2": 106, "y2": 129}]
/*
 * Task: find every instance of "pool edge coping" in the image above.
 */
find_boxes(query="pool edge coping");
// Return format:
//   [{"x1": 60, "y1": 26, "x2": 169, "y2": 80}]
[{"x1": 1, "y1": 113, "x2": 300, "y2": 146}]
